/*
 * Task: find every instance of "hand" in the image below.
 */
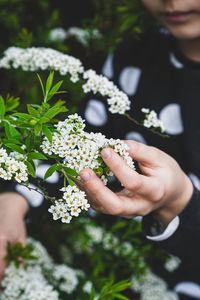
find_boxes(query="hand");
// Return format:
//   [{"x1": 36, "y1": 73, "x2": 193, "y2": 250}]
[
  {"x1": 79, "y1": 140, "x2": 193, "y2": 226},
  {"x1": 0, "y1": 192, "x2": 29, "y2": 283}
]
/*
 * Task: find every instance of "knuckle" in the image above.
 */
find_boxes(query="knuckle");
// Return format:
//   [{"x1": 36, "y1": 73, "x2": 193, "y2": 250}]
[{"x1": 109, "y1": 202, "x2": 123, "y2": 216}]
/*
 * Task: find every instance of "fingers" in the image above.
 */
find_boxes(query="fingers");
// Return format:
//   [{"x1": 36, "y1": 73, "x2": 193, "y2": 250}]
[
  {"x1": 101, "y1": 148, "x2": 162, "y2": 199},
  {"x1": 124, "y1": 140, "x2": 167, "y2": 167},
  {"x1": 79, "y1": 168, "x2": 125, "y2": 215}
]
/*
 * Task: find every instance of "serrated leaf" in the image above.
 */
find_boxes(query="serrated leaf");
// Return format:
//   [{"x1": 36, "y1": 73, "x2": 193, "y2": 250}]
[
  {"x1": 44, "y1": 164, "x2": 57, "y2": 180},
  {"x1": 4, "y1": 122, "x2": 11, "y2": 138},
  {"x1": 27, "y1": 105, "x2": 39, "y2": 118},
  {"x1": 8, "y1": 124, "x2": 21, "y2": 137},
  {"x1": 4, "y1": 138, "x2": 21, "y2": 145},
  {"x1": 25, "y1": 161, "x2": 36, "y2": 177},
  {"x1": 112, "y1": 293, "x2": 130, "y2": 300},
  {"x1": 46, "y1": 80, "x2": 63, "y2": 101},
  {"x1": 13, "y1": 113, "x2": 32, "y2": 119},
  {"x1": 45, "y1": 71, "x2": 54, "y2": 93},
  {"x1": 41, "y1": 105, "x2": 67, "y2": 122},
  {"x1": 67, "y1": 177, "x2": 76, "y2": 186},
  {"x1": 27, "y1": 152, "x2": 47, "y2": 160},
  {"x1": 0, "y1": 96, "x2": 5, "y2": 119},
  {"x1": 34, "y1": 122, "x2": 42, "y2": 135},
  {"x1": 6, "y1": 143, "x2": 26, "y2": 154},
  {"x1": 42, "y1": 125, "x2": 52, "y2": 143},
  {"x1": 5, "y1": 96, "x2": 20, "y2": 112},
  {"x1": 36, "y1": 73, "x2": 45, "y2": 97},
  {"x1": 63, "y1": 167, "x2": 79, "y2": 177}
]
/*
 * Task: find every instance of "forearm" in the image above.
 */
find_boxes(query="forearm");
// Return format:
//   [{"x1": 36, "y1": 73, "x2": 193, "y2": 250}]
[{"x1": 0, "y1": 192, "x2": 29, "y2": 219}]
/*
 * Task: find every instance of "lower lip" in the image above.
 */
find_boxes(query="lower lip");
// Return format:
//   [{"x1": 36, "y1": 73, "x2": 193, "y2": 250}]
[{"x1": 163, "y1": 11, "x2": 193, "y2": 22}]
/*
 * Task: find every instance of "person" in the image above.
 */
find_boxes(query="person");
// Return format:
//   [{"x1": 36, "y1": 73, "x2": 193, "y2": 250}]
[{"x1": 1, "y1": 0, "x2": 200, "y2": 297}]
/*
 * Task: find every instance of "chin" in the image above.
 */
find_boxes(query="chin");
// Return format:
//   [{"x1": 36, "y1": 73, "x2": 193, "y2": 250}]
[{"x1": 167, "y1": 25, "x2": 200, "y2": 41}]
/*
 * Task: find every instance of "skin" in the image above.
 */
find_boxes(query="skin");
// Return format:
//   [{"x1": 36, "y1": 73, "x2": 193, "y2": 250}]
[
  {"x1": 0, "y1": 193, "x2": 28, "y2": 283},
  {"x1": 141, "y1": 0, "x2": 200, "y2": 61},
  {"x1": 79, "y1": 141, "x2": 193, "y2": 226},
  {"x1": 79, "y1": 0, "x2": 200, "y2": 222},
  {"x1": 0, "y1": 0, "x2": 199, "y2": 282}
]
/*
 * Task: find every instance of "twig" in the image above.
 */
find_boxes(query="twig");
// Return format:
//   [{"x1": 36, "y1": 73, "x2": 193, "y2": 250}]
[{"x1": 126, "y1": 114, "x2": 169, "y2": 138}]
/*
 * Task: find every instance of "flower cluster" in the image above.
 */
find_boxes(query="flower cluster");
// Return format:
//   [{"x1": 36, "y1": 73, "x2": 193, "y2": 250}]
[
  {"x1": 0, "y1": 47, "x2": 131, "y2": 114},
  {"x1": 48, "y1": 186, "x2": 88, "y2": 223},
  {"x1": 131, "y1": 269, "x2": 179, "y2": 300},
  {"x1": 164, "y1": 255, "x2": 181, "y2": 272},
  {"x1": 48, "y1": 27, "x2": 67, "y2": 43},
  {"x1": 42, "y1": 113, "x2": 134, "y2": 223},
  {"x1": 0, "y1": 47, "x2": 84, "y2": 83},
  {"x1": 53, "y1": 264, "x2": 80, "y2": 294},
  {"x1": 141, "y1": 108, "x2": 165, "y2": 132},
  {"x1": 66, "y1": 27, "x2": 102, "y2": 47},
  {"x1": 49, "y1": 26, "x2": 102, "y2": 47},
  {"x1": 0, "y1": 237, "x2": 84, "y2": 300},
  {"x1": 1, "y1": 263, "x2": 59, "y2": 300},
  {"x1": 83, "y1": 69, "x2": 131, "y2": 114},
  {"x1": 0, "y1": 147, "x2": 28, "y2": 183}
]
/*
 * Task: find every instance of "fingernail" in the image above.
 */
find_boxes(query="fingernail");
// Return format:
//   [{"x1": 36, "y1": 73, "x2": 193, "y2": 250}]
[
  {"x1": 101, "y1": 148, "x2": 111, "y2": 159},
  {"x1": 80, "y1": 171, "x2": 90, "y2": 182}
]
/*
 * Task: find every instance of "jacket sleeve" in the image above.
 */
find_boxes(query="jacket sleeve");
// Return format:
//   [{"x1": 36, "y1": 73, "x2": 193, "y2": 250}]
[{"x1": 142, "y1": 185, "x2": 200, "y2": 268}]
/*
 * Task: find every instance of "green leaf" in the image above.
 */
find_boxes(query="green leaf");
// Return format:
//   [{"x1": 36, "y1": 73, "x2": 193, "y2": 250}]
[
  {"x1": 5, "y1": 95, "x2": 20, "y2": 112},
  {"x1": 27, "y1": 105, "x2": 40, "y2": 118},
  {"x1": 67, "y1": 177, "x2": 76, "y2": 186},
  {"x1": 25, "y1": 161, "x2": 36, "y2": 177},
  {"x1": 34, "y1": 122, "x2": 42, "y2": 135},
  {"x1": 27, "y1": 152, "x2": 47, "y2": 160},
  {"x1": 36, "y1": 73, "x2": 45, "y2": 97},
  {"x1": 13, "y1": 113, "x2": 32, "y2": 120},
  {"x1": 44, "y1": 164, "x2": 57, "y2": 180},
  {"x1": 46, "y1": 80, "x2": 63, "y2": 101},
  {"x1": 6, "y1": 143, "x2": 26, "y2": 154},
  {"x1": 8, "y1": 124, "x2": 21, "y2": 138},
  {"x1": 0, "y1": 96, "x2": 5, "y2": 119},
  {"x1": 63, "y1": 167, "x2": 79, "y2": 177},
  {"x1": 40, "y1": 105, "x2": 68, "y2": 122},
  {"x1": 4, "y1": 122, "x2": 11, "y2": 138},
  {"x1": 42, "y1": 125, "x2": 52, "y2": 143},
  {"x1": 45, "y1": 71, "x2": 54, "y2": 93},
  {"x1": 4, "y1": 138, "x2": 21, "y2": 145},
  {"x1": 25, "y1": 135, "x2": 34, "y2": 152},
  {"x1": 111, "y1": 293, "x2": 130, "y2": 300}
]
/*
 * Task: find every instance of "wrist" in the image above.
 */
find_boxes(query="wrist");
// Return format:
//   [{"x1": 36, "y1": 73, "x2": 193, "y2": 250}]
[
  {"x1": 156, "y1": 175, "x2": 193, "y2": 226},
  {"x1": 0, "y1": 192, "x2": 29, "y2": 218}
]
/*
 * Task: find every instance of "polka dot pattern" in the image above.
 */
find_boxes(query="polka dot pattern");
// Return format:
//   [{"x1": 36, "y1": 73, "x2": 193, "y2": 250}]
[
  {"x1": 15, "y1": 183, "x2": 44, "y2": 207},
  {"x1": 36, "y1": 164, "x2": 59, "y2": 184},
  {"x1": 119, "y1": 66, "x2": 142, "y2": 96},
  {"x1": 159, "y1": 103, "x2": 184, "y2": 135},
  {"x1": 84, "y1": 99, "x2": 108, "y2": 126}
]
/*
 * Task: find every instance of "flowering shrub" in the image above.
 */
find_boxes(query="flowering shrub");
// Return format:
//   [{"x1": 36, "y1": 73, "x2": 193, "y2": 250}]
[
  {"x1": 0, "y1": 46, "x2": 164, "y2": 223},
  {"x1": 0, "y1": 217, "x2": 180, "y2": 299}
]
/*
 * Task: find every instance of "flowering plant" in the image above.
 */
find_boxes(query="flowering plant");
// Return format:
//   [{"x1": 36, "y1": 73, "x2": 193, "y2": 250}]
[
  {"x1": 1, "y1": 237, "x2": 132, "y2": 300},
  {"x1": 0, "y1": 46, "x2": 165, "y2": 223}
]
